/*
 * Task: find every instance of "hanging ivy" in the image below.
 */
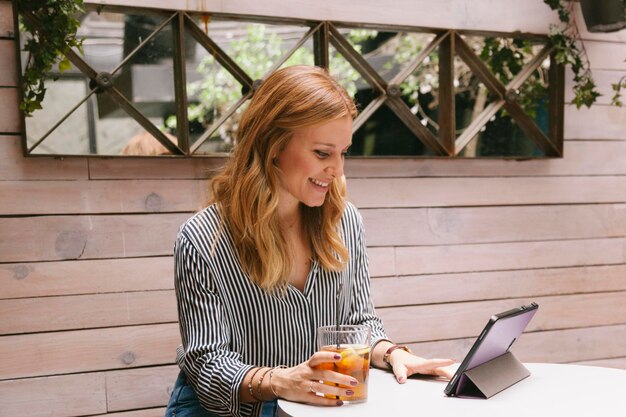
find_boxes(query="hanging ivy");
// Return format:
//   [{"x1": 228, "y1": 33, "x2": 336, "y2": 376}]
[
  {"x1": 17, "y1": 0, "x2": 85, "y2": 116},
  {"x1": 543, "y1": 0, "x2": 601, "y2": 108}
]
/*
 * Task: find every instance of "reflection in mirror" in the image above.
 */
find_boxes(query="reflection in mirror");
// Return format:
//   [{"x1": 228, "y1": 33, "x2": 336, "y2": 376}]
[
  {"x1": 181, "y1": 18, "x2": 313, "y2": 155},
  {"x1": 23, "y1": 7, "x2": 179, "y2": 156},
  {"x1": 17, "y1": 5, "x2": 559, "y2": 158},
  {"x1": 456, "y1": 35, "x2": 550, "y2": 157}
]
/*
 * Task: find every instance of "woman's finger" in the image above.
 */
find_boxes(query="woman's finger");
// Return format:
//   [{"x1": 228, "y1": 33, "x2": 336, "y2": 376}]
[
  {"x1": 307, "y1": 351, "x2": 341, "y2": 367},
  {"x1": 312, "y1": 369, "x2": 358, "y2": 388},
  {"x1": 309, "y1": 380, "x2": 355, "y2": 400},
  {"x1": 393, "y1": 362, "x2": 408, "y2": 384},
  {"x1": 423, "y1": 358, "x2": 455, "y2": 368}
]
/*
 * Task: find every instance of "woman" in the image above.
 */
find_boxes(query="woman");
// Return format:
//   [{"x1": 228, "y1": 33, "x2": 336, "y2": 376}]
[{"x1": 165, "y1": 65, "x2": 453, "y2": 417}]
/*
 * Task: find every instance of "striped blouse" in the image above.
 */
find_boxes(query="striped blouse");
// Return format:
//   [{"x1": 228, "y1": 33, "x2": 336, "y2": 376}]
[{"x1": 174, "y1": 202, "x2": 388, "y2": 417}]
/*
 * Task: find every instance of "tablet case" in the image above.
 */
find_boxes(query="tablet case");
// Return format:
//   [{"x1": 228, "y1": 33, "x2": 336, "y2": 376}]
[
  {"x1": 455, "y1": 351, "x2": 530, "y2": 398},
  {"x1": 445, "y1": 303, "x2": 538, "y2": 398}
]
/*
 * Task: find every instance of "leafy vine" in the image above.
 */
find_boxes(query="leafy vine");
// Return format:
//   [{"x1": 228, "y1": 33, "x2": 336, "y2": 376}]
[
  {"x1": 543, "y1": 0, "x2": 601, "y2": 108},
  {"x1": 17, "y1": 0, "x2": 84, "y2": 116}
]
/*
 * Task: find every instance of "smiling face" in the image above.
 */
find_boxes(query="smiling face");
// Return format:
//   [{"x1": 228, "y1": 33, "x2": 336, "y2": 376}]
[{"x1": 274, "y1": 116, "x2": 352, "y2": 214}]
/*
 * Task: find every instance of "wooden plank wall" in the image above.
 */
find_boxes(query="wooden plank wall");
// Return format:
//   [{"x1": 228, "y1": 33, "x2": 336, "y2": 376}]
[{"x1": 1, "y1": 1, "x2": 625, "y2": 415}]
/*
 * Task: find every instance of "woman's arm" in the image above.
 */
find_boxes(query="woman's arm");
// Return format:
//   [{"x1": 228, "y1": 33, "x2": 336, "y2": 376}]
[
  {"x1": 178, "y1": 231, "x2": 354, "y2": 410},
  {"x1": 175, "y1": 233, "x2": 254, "y2": 417}
]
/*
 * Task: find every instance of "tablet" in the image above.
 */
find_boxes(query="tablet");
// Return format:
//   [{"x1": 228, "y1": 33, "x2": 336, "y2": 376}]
[{"x1": 444, "y1": 302, "x2": 539, "y2": 397}]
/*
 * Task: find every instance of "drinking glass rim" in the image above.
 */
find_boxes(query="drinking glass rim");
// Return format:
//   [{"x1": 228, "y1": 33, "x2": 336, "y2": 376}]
[{"x1": 317, "y1": 324, "x2": 371, "y2": 334}]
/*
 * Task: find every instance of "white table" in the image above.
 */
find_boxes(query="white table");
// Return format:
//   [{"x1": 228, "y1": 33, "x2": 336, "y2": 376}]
[{"x1": 278, "y1": 363, "x2": 626, "y2": 417}]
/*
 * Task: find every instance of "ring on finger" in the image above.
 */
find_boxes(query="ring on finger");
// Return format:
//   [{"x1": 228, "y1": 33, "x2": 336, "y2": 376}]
[{"x1": 308, "y1": 381, "x2": 315, "y2": 393}]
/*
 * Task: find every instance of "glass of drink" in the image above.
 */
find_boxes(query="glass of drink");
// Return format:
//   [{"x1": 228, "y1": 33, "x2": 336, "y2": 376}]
[{"x1": 316, "y1": 325, "x2": 371, "y2": 403}]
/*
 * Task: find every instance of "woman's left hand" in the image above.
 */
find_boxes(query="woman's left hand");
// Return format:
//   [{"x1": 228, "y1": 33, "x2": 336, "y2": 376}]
[{"x1": 389, "y1": 350, "x2": 455, "y2": 383}]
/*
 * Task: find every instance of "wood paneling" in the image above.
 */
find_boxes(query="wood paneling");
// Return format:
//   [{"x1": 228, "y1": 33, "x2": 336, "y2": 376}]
[
  {"x1": 1, "y1": 3, "x2": 624, "y2": 416},
  {"x1": 106, "y1": 365, "x2": 179, "y2": 412},
  {"x1": 345, "y1": 141, "x2": 626, "y2": 178},
  {"x1": 0, "y1": 40, "x2": 16, "y2": 86},
  {"x1": 87, "y1": 0, "x2": 560, "y2": 35},
  {"x1": 0, "y1": 136, "x2": 88, "y2": 180},
  {"x1": 392, "y1": 238, "x2": 626, "y2": 276},
  {"x1": 87, "y1": 140, "x2": 626, "y2": 180},
  {"x1": 0, "y1": 290, "x2": 177, "y2": 334},
  {"x1": 371, "y1": 264, "x2": 626, "y2": 307},
  {"x1": 515, "y1": 324, "x2": 626, "y2": 364},
  {"x1": 348, "y1": 177, "x2": 626, "y2": 208},
  {"x1": 0, "y1": 372, "x2": 107, "y2": 417},
  {"x1": 0, "y1": 257, "x2": 173, "y2": 299},
  {"x1": 0, "y1": 1, "x2": 13, "y2": 38},
  {"x1": 0, "y1": 87, "x2": 20, "y2": 133},
  {"x1": 585, "y1": 40, "x2": 626, "y2": 71},
  {"x1": 362, "y1": 204, "x2": 626, "y2": 247},
  {"x1": 0, "y1": 367, "x2": 174, "y2": 417},
  {"x1": 408, "y1": 324, "x2": 626, "y2": 365},
  {"x1": 367, "y1": 247, "x2": 395, "y2": 278},
  {"x1": 380, "y1": 292, "x2": 626, "y2": 343},
  {"x1": 575, "y1": 358, "x2": 626, "y2": 370},
  {"x1": 564, "y1": 105, "x2": 626, "y2": 140},
  {"x1": 89, "y1": 156, "x2": 224, "y2": 180},
  {"x1": 0, "y1": 179, "x2": 207, "y2": 215},
  {"x1": 0, "y1": 323, "x2": 180, "y2": 379},
  {"x1": 0, "y1": 213, "x2": 190, "y2": 263}
]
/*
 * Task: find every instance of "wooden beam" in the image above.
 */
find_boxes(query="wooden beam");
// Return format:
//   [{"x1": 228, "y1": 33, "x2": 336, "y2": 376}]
[
  {"x1": 361, "y1": 204, "x2": 626, "y2": 247},
  {"x1": 385, "y1": 96, "x2": 449, "y2": 155},
  {"x1": 0, "y1": 323, "x2": 180, "y2": 379},
  {"x1": 409, "y1": 324, "x2": 626, "y2": 365},
  {"x1": 371, "y1": 264, "x2": 626, "y2": 307},
  {"x1": 389, "y1": 237, "x2": 626, "y2": 277},
  {"x1": 0, "y1": 213, "x2": 190, "y2": 263},
  {"x1": 0, "y1": 373, "x2": 106, "y2": 416},
  {"x1": 313, "y1": 21, "x2": 329, "y2": 68},
  {"x1": 172, "y1": 12, "x2": 190, "y2": 153},
  {"x1": 328, "y1": 23, "x2": 386, "y2": 93},
  {"x1": 347, "y1": 176, "x2": 626, "y2": 208},
  {"x1": 0, "y1": 136, "x2": 88, "y2": 180},
  {"x1": 378, "y1": 292, "x2": 626, "y2": 343},
  {"x1": 344, "y1": 141, "x2": 626, "y2": 178},
  {"x1": 0, "y1": 179, "x2": 207, "y2": 215},
  {"x1": 0, "y1": 290, "x2": 177, "y2": 334},
  {"x1": 437, "y1": 31, "x2": 455, "y2": 154}
]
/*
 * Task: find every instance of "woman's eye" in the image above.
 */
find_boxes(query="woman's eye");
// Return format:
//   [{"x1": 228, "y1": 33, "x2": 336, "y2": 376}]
[{"x1": 314, "y1": 150, "x2": 329, "y2": 158}]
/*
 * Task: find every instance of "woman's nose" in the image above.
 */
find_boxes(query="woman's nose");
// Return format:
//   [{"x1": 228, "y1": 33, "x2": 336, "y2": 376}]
[{"x1": 326, "y1": 155, "x2": 344, "y2": 178}]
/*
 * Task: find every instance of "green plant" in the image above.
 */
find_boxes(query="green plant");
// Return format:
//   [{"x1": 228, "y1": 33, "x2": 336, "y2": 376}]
[
  {"x1": 17, "y1": 0, "x2": 84, "y2": 116},
  {"x1": 166, "y1": 23, "x2": 362, "y2": 148},
  {"x1": 543, "y1": 0, "x2": 601, "y2": 108},
  {"x1": 611, "y1": 72, "x2": 626, "y2": 106}
]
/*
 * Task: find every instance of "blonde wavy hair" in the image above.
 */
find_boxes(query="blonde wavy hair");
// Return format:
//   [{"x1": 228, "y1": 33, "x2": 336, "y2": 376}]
[{"x1": 210, "y1": 65, "x2": 358, "y2": 293}]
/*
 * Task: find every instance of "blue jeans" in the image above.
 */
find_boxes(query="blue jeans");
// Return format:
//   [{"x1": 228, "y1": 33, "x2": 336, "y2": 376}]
[{"x1": 165, "y1": 371, "x2": 277, "y2": 417}]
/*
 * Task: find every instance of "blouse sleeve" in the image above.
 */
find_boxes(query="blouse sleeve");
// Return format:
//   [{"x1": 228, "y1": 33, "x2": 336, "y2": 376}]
[
  {"x1": 174, "y1": 232, "x2": 254, "y2": 417},
  {"x1": 344, "y1": 207, "x2": 389, "y2": 348}
]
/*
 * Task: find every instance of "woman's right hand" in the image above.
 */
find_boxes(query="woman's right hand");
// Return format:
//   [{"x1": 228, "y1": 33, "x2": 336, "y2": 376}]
[{"x1": 271, "y1": 351, "x2": 357, "y2": 406}]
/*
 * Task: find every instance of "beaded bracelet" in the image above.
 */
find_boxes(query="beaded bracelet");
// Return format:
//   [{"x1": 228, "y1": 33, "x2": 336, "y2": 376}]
[
  {"x1": 247, "y1": 367, "x2": 263, "y2": 401},
  {"x1": 255, "y1": 367, "x2": 272, "y2": 400},
  {"x1": 269, "y1": 365, "x2": 288, "y2": 398}
]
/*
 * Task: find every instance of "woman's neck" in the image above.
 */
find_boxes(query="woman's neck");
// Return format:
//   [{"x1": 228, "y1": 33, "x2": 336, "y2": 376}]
[
  {"x1": 276, "y1": 193, "x2": 302, "y2": 230},
  {"x1": 278, "y1": 206, "x2": 302, "y2": 231}
]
